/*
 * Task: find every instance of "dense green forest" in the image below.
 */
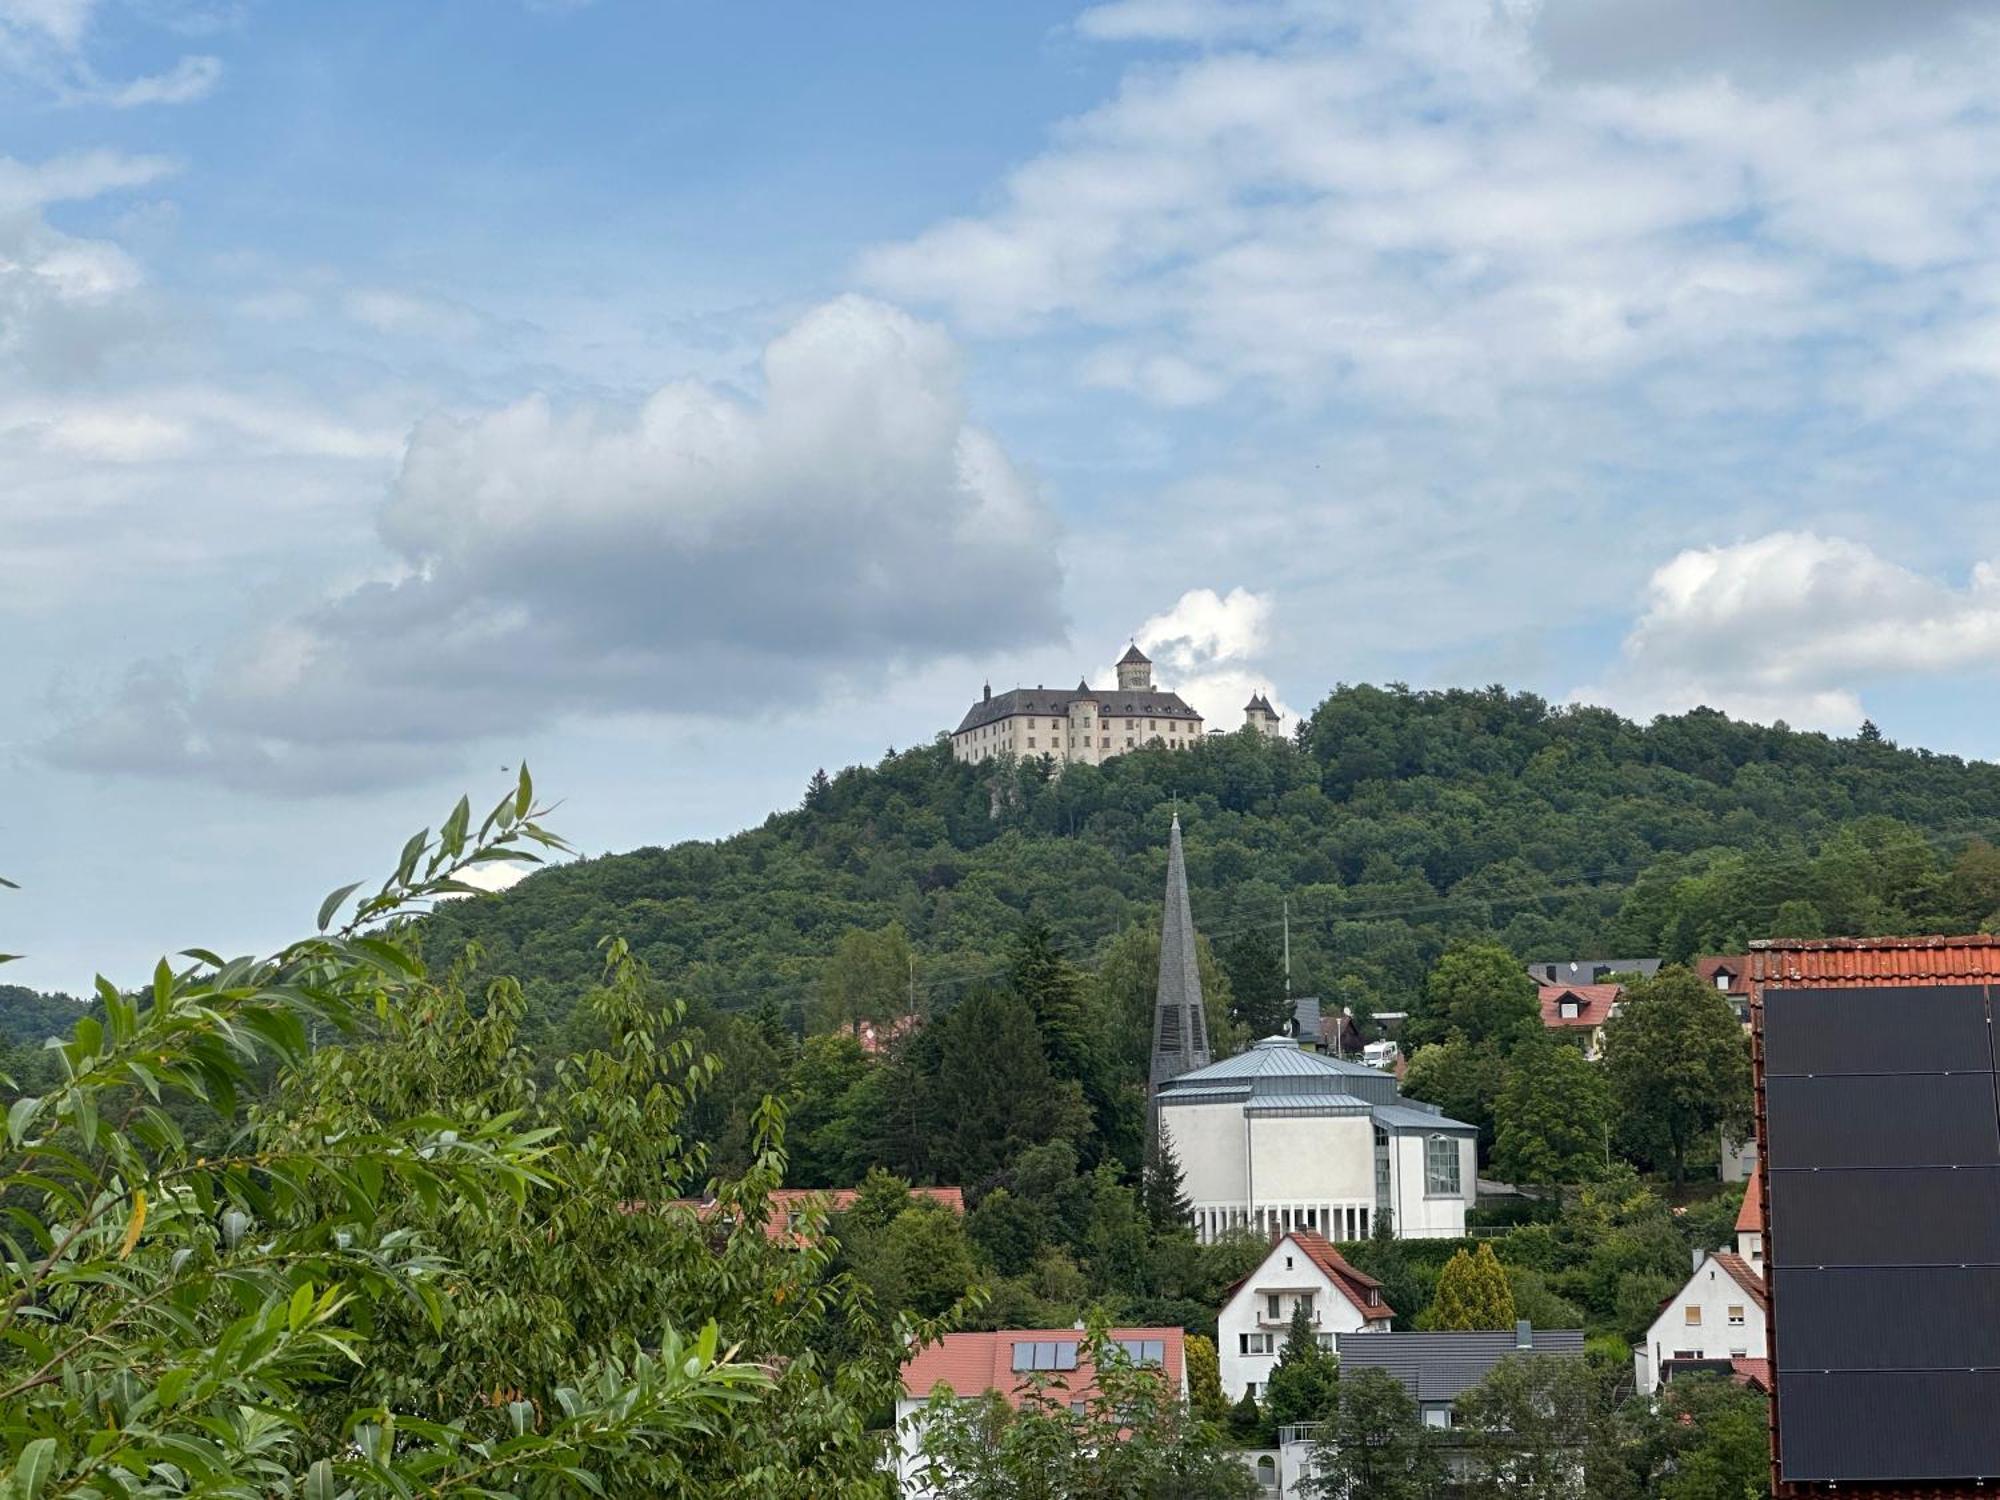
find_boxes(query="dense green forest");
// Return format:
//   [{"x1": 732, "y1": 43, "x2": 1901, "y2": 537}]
[
  {"x1": 12, "y1": 681, "x2": 1981, "y2": 1495},
  {"x1": 422, "y1": 683, "x2": 2000, "y2": 1035}
]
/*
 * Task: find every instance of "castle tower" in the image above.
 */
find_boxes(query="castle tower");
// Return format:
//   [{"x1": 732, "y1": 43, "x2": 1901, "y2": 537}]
[
  {"x1": 1117, "y1": 642, "x2": 1153, "y2": 691},
  {"x1": 1150, "y1": 813, "x2": 1212, "y2": 1099},
  {"x1": 1244, "y1": 693, "x2": 1282, "y2": 738}
]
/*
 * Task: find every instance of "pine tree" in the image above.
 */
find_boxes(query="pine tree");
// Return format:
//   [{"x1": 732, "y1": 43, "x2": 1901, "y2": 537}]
[
  {"x1": 1141, "y1": 1132, "x2": 1191, "y2": 1232},
  {"x1": 1010, "y1": 921, "x2": 1093, "y2": 1084},
  {"x1": 803, "y1": 766, "x2": 832, "y2": 809},
  {"x1": 1264, "y1": 1301, "x2": 1339, "y2": 1430},
  {"x1": 1223, "y1": 929, "x2": 1291, "y2": 1038},
  {"x1": 1424, "y1": 1242, "x2": 1517, "y2": 1331}
]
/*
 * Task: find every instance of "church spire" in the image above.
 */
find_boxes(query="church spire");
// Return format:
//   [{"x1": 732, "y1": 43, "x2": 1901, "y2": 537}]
[{"x1": 1150, "y1": 812, "x2": 1212, "y2": 1094}]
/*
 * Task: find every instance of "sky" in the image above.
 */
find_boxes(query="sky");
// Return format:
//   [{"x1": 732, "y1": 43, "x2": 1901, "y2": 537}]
[{"x1": 8, "y1": 0, "x2": 2000, "y2": 991}]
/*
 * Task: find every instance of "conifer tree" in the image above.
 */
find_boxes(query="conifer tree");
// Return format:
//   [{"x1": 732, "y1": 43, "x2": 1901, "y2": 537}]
[
  {"x1": 1185, "y1": 1334, "x2": 1229, "y2": 1426},
  {"x1": 1264, "y1": 1301, "x2": 1340, "y2": 1430},
  {"x1": 1010, "y1": 921, "x2": 1093, "y2": 1085},
  {"x1": 1223, "y1": 928, "x2": 1291, "y2": 1038},
  {"x1": 1141, "y1": 1131, "x2": 1192, "y2": 1231},
  {"x1": 1424, "y1": 1242, "x2": 1517, "y2": 1331}
]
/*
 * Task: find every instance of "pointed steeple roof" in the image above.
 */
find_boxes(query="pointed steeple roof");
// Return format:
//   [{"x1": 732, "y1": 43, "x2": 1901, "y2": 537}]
[
  {"x1": 1150, "y1": 813, "x2": 1212, "y2": 1092},
  {"x1": 1119, "y1": 642, "x2": 1151, "y2": 665}
]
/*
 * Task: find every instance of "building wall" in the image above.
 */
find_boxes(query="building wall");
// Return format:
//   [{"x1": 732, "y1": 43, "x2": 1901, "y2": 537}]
[
  {"x1": 950, "y1": 705, "x2": 1205, "y2": 765},
  {"x1": 1634, "y1": 1255, "x2": 1768, "y2": 1396},
  {"x1": 1385, "y1": 1132, "x2": 1474, "y2": 1239},
  {"x1": 1167, "y1": 1106, "x2": 1382, "y2": 1243},
  {"x1": 1218, "y1": 1247, "x2": 1381, "y2": 1401}
]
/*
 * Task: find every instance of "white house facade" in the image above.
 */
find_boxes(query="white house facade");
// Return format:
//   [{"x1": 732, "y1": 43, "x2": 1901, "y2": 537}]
[
  {"x1": 1634, "y1": 1250, "x2": 1768, "y2": 1396},
  {"x1": 1218, "y1": 1230, "x2": 1393, "y2": 1402},
  {"x1": 1156, "y1": 1037, "x2": 1478, "y2": 1244}
]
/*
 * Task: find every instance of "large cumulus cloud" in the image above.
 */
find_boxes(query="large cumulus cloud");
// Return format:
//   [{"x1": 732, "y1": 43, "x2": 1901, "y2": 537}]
[{"x1": 46, "y1": 296, "x2": 1064, "y2": 790}]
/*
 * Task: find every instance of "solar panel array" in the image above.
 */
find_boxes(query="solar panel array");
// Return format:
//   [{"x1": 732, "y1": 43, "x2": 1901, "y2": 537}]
[{"x1": 1763, "y1": 983, "x2": 2000, "y2": 1484}]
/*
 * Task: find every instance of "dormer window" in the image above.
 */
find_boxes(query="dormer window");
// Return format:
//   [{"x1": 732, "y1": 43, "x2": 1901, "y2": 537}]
[{"x1": 1559, "y1": 1000, "x2": 1579, "y2": 1019}]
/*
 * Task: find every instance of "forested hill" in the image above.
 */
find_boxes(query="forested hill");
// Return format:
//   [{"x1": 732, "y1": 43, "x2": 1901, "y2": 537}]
[{"x1": 418, "y1": 683, "x2": 2000, "y2": 1031}]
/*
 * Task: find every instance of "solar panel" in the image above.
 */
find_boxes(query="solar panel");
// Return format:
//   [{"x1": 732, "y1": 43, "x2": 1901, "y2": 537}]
[{"x1": 1761, "y1": 981, "x2": 2000, "y2": 1487}]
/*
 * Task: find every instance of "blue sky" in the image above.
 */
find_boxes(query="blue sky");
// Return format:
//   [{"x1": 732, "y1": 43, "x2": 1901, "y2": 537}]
[{"x1": 8, "y1": 0, "x2": 2000, "y2": 991}]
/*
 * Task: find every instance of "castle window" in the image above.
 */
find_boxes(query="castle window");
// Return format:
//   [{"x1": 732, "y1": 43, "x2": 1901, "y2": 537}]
[
  {"x1": 1101, "y1": 737, "x2": 1109, "y2": 748},
  {"x1": 1126, "y1": 738, "x2": 1134, "y2": 748},
  {"x1": 1126, "y1": 718, "x2": 1134, "y2": 729},
  {"x1": 1027, "y1": 738, "x2": 1036, "y2": 748}
]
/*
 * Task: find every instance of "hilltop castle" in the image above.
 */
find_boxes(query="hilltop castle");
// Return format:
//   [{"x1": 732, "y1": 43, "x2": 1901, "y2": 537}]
[{"x1": 950, "y1": 643, "x2": 1281, "y2": 767}]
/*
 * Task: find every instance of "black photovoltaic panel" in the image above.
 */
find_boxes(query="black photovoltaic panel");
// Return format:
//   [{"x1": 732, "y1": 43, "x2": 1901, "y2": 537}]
[
  {"x1": 1768, "y1": 1165, "x2": 2000, "y2": 1267},
  {"x1": 1762, "y1": 984, "x2": 1991, "y2": 1075},
  {"x1": 1779, "y1": 1370, "x2": 2000, "y2": 1482},
  {"x1": 1763, "y1": 1071, "x2": 2000, "y2": 1169},
  {"x1": 1777, "y1": 1266, "x2": 2000, "y2": 1369},
  {"x1": 1763, "y1": 980, "x2": 2000, "y2": 1486}
]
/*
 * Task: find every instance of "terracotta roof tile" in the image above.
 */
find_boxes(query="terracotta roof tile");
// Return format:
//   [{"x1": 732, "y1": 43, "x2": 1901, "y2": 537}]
[
  {"x1": 1736, "y1": 1166, "x2": 1762, "y2": 1235},
  {"x1": 1730, "y1": 1357, "x2": 1771, "y2": 1393},
  {"x1": 1288, "y1": 1230, "x2": 1395, "y2": 1322},
  {"x1": 1537, "y1": 983, "x2": 1620, "y2": 1028},
  {"x1": 1696, "y1": 956, "x2": 1753, "y2": 994},
  {"x1": 1749, "y1": 935, "x2": 2000, "y2": 989},
  {"x1": 900, "y1": 1327, "x2": 1185, "y2": 1408}
]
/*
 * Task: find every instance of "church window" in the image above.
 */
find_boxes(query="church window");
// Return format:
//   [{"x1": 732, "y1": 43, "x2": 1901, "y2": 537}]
[{"x1": 1425, "y1": 1134, "x2": 1461, "y2": 1197}]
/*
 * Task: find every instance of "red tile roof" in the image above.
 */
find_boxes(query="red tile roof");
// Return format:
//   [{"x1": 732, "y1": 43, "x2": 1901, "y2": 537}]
[
  {"x1": 1730, "y1": 1357, "x2": 1771, "y2": 1393},
  {"x1": 900, "y1": 1327, "x2": 1185, "y2": 1408},
  {"x1": 1749, "y1": 935, "x2": 2000, "y2": 989},
  {"x1": 1696, "y1": 956, "x2": 1753, "y2": 994},
  {"x1": 1537, "y1": 983, "x2": 1620, "y2": 1028},
  {"x1": 1711, "y1": 1251, "x2": 1767, "y2": 1313},
  {"x1": 1736, "y1": 1166, "x2": 1762, "y2": 1235},
  {"x1": 1288, "y1": 1231, "x2": 1395, "y2": 1322}
]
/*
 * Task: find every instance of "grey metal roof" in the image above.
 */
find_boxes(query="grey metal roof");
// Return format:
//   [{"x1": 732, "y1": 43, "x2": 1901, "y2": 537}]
[
  {"x1": 1244, "y1": 1093, "x2": 1374, "y2": 1115},
  {"x1": 1167, "y1": 1036, "x2": 1388, "y2": 1083},
  {"x1": 1525, "y1": 957, "x2": 1662, "y2": 984},
  {"x1": 954, "y1": 686, "x2": 1199, "y2": 735},
  {"x1": 1371, "y1": 1103, "x2": 1479, "y2": 1135},
  {"x1": 1158, "y1": 1036, "x2": 1405, "y2": 1108},
  {"x1": 1336, "y1": 1329, "x2": 1585, "y2": 1406}
]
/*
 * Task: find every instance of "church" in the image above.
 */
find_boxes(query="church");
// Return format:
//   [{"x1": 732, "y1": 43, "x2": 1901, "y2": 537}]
[{"x1": 1148, "y1": 816, "x2": 1477, "y2": 1243}]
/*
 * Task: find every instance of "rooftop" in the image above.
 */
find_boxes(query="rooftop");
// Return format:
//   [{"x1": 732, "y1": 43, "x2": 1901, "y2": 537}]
[
  {"x1": 1749, "y1": 934, "x2": 2000, "y2": 988},
  {"x1": 1710, "y1": 1250, "x2": 1767, "y2": 1313},
  {"x1": 1336, "y1": 1327, "x2": 1585, "y2": 1404},
  {"x1": 1228, "y1": 1230, "x2": 1394, "y2": 1323},
  {"x1": 1119, "y1": 643, "x2": 1150, "y2": 665},
  {"x1": 900, "y1": 1327, "x2": 1184, "y2": 1407},
  {"x1": 1736, "y1": 1165, "x2": 1762, "y2": 1235},
  {"x1": 954, "y1": 684, "x2": 1199, "y2": 735},
  {"x1": 1157, "y1": 1037, "x2": 1476, "y2": 1131},
  {"x1": 1537, "y1": 982, "x2": 1620, "y2": 1028}
]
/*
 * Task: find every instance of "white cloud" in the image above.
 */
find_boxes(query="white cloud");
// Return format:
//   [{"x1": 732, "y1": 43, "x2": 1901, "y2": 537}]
[
  {"x1": 89, "y1": 52, "x2": 221, "y2": 107},
  {"x1": 0, "y1": 0, "x2": 94, "y2": 49},
  {"x1": 863, "y1": 0, "x2": 2000, "y2": 418},
  {"x1": 1579, "y1": 532, "x2": 2000, "y2": 730},
  {"x1": 342, "y1": 287, "x2": 484, "y2": 342},
  {"x1": 1122, "y1": 586, "x2": 1296, "y2": 729},
  {"x1": 45, "y1": 297, "x2": 1067, "y2": 790}
]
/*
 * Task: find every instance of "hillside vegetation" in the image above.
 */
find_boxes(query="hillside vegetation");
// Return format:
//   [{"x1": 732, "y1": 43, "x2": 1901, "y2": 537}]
[{"x1": 421, "y1": 683, "x2": 2000, "y2": 1034}]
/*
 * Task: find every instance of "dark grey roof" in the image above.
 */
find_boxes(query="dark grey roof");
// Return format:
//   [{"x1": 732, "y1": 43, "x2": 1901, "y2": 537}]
[
  {"x1": 1119, "y1": 643, "x2": 1150, "y2": 664},
  {"x1": 1150, "y1": 815, "x2": 1211, "y2": 1090},
  {"x1": 1336, "y1": 1329, "x2": 1585, "y2": 1405},
  {"x1": 1525, "y1": 958, "x2": 1662, "y2": 985},
  {"x1": 1156, "y1": 1035, "x2": 1403, "y2": 1107},
  {"x1": 954, "y1": 686, "x2": 1200, "y2": 735},
  {"x1": 1372, "y1": 1103, "x2": 1479, "y2": 1135},
  {"x1": 1244, "y1": 693, "x2": 1276, "y2": 714}
]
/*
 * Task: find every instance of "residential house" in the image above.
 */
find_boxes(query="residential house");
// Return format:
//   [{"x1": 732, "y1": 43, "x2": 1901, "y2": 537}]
[
  {"x1": 1525, "y1": 958, "x2": 1661, "y2": 986},
  {"x1": 835, "y1": 1014, "x2": 920, "y2": 1056},
  {"x1": 1335, "y1": 1324, "x2": 1586, "y2": 1431},
  {"x1": 1217, "y1": 1230, "x2": 1393, "y2": 1401},
  {"x1": 895, "y1": 1327, "x2": 1185, "y2": 1496},
  {"x1": 1635, "y1": 1248, "x2": 1768, "y2": 1397},
  {"x1": 1695, "y1": 955, "x2": 1754, "y2": 1025},
  {"x1": 1536, "y1": 982, "x2": 1621, "y2": 1060},
  {"x1": 1736, "y1": 1164, "x2": 1763, "y2": 1269}
]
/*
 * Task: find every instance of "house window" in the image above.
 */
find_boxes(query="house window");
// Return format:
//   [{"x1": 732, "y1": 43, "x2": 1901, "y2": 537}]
[
  {"x1": 1559, "y1": 1000, "x2": 1579, "y2": 1019},
  {"x1": 1299, "y1": 1293, "x2": 1315, "y2": 1319},
  {"x1": 1727, "y1": 1306, "x2": 1745, "y2": 1326},
  {"x1": 1238, "y1": 1333, "x2": 1274, "y2": 1355},
  {"x1": 1266, "y1": 1294, "x2": 1282, "y2": 1321},
  {"x1": 1685, "y1": 1307, "x2": 1702, "y2": 1327},
  {"x1": 1729, "y1": 1347, "x2": 1747, "y2": 1358},
  {"x1": 1425, "y1": 1134, "x2": 1461, "y2": 1196},
  {"x1": 1716, "y1": 974, "x2": 1730, "y2": 989}
]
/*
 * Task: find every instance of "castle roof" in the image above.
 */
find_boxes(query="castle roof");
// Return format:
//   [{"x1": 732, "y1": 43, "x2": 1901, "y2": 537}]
[
  {"x1": 1119, "y1": 643, "x2": 1151, "y2": 665},
  {"x1": 954, "y1": 686, "x2": 1200, "y2": 735},
  {"x1": 1244, "y1": 693, "x2": 1276, "y2": 714}
]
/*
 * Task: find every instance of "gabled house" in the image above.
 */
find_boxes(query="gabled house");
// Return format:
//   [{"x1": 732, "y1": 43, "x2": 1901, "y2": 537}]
[
  {"x1": 1536, "y1": 982, "x2": 1621, "y2": 1060},
  {"x1": 896, "y1": 1327, "x2": 1185, "y2": 1495},
  {"x1": 1335, "y1": 1324, "x2": 1585, "y2": 1429},
  {"x1": 1736, "y1": 1164, "x2": 1763, "y2": 1269},
  {"x1": 1217, "y1": 1230, "x2": 1393, "y2": 1400},
  {"x1": 1695, "y1": 955, "x2": 1754, "y2": 1027},
  {"x1": 1635, "y1": 1249, "x2": 1768, "y2": 1397}
]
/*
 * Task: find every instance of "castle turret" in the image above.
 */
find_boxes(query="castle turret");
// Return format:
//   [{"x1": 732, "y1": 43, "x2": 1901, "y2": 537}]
[
  {"x1": 1117, "y1": 643, "x2": 1153, "y2": 692},
  {"x1": 1244, "y1": 693, "x2": 1282, "y2": 738}
]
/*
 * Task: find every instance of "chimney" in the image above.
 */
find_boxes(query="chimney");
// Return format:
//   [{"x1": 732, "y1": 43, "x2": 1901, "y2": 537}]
[{"x1": 1514, "y1": 1320, "x2": 1532, "y2": 1351}]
